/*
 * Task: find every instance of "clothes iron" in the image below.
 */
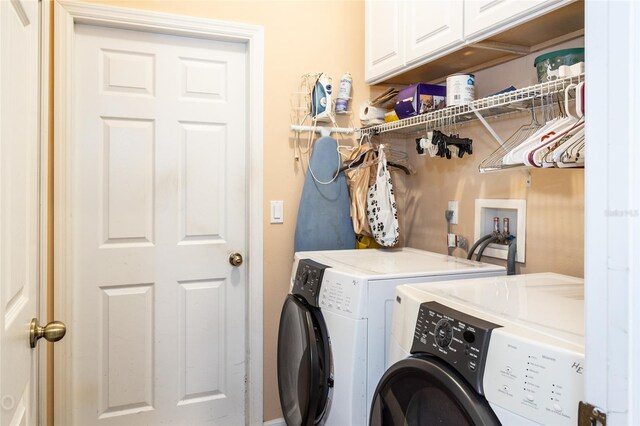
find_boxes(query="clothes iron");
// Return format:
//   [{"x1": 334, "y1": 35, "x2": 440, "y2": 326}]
[{"x1": 311, "y1": 73, "x2": 333, "y2": 122}]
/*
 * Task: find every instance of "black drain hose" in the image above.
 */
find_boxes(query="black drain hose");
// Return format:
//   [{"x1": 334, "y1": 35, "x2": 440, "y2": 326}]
[
  {"x1": 476, "y1": 235, "x2": 500, "y2": 262},
  {"x1": 468, "y1": 233, "x2": 518, "y2": 275},
  {"x1": 507, "y1": 237, "x2": 517, "y2": 275},
  {"x1": 466, "y1": 234, "x2": 494, "y2": 260}
]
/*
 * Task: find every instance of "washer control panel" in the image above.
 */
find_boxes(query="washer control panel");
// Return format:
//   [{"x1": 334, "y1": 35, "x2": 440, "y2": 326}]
[
  {"x1": 410, "y1": 301, "x2": 501, "y2": 395},
  {"x1": 483, "y1": 331, "x2": 584, "y2": 425},
  {"x1": 292, "y1": 259, "x2": 329, "y2": 307}
]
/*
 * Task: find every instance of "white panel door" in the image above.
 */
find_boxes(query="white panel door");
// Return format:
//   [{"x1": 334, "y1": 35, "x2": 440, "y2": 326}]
[
  {"x1": 0, "y1": 0, "x2": 41, "y2": 425},
  {"x1": 405, "y1": 0, "x2": 464, "y2": 65},
  {"x1": 365, "y1": 0, "x2": 405, "y2": 83},
  {"x1": 464, "y1": 0, "x2": 568, "y2": 40},
  {"x1": 68, "y1": 23, "x2": 247, "y2": 425}
]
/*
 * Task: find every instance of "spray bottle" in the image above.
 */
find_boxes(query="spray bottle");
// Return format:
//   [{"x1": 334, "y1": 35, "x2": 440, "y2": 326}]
[{"x1": 335, "y1": 72, "x2": 352, "y2": 113}]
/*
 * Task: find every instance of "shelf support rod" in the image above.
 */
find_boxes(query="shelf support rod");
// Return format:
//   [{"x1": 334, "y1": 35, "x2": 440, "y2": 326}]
[
  {"x1": 469, "y1": 105, "x2": 531, "y2": 187},
  {"x1": 469, "y1": 105, "x2": 504, "y2": 146}
]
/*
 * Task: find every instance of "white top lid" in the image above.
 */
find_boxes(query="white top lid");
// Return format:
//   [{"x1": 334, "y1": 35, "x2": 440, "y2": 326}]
[
  {"x1": 294, "y1": 248, "x2": 505, "y2": 279},
  {"x1": 400, "y1": 273, "x2": 584, "y2": 345}
]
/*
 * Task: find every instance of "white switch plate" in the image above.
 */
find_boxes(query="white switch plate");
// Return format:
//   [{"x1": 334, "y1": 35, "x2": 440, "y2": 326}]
[
  {"x1": 447, "y1": 200, "x2": 459, "y2": 224},
  {"x1": 270, "y1": 200, "x2": 284, "y2": 224}
]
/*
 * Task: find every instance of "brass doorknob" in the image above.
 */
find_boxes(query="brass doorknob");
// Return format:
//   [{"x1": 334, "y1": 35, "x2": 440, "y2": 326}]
[
  {"x1": 30, "y1": 318, "x2": 66, "y2": 348},
  {"x1": 229, "y1": 252, "x2": 243, "y2": 267}
]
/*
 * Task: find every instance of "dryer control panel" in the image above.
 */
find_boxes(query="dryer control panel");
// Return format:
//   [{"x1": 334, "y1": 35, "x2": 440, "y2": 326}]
[
  {"x1": 410, "y1": 301, "x2": 501, "y2": 395},
  {"x1": 292, "y1": 259, "x2": 329, "y2": 308}
]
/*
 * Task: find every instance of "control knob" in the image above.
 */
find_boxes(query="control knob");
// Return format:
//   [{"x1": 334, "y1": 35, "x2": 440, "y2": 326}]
[{"x1": 434, "y1": 318, "x2": 453, "y2": 348}]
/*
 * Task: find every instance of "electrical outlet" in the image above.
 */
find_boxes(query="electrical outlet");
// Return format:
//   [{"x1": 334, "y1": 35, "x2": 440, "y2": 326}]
[{"x1": 448, "y1": 201, "x2": 459, "y2": 224}]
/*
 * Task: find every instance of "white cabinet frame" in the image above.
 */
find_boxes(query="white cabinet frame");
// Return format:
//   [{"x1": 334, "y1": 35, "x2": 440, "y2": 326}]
[{"x1": 584, "y1": 0, "x2": 640, "y2": 423}]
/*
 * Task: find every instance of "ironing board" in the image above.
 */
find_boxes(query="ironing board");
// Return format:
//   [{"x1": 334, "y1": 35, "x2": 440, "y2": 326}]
[{"x1": 294, "y1": 136, "x2": 355, "y2": 252}]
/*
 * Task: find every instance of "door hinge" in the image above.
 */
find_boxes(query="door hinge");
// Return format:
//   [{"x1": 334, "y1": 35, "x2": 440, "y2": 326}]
[{"x1": 578, "y1": 401, "x2": 607, "y2": 426}]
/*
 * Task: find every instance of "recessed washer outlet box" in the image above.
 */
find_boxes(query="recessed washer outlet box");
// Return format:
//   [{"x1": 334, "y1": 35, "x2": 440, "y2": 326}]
[{"x1": 474, "y1": 199, "x2": 526, "y2": 263}]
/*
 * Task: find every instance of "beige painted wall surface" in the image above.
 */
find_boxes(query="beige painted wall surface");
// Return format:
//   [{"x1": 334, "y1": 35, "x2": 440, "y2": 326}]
[
  {"x1": 73, "y1": 0, "x2": 366, "y2": 422},
  {"x1": 388, "y1": 39, "x2": 585, "y2": 278}
]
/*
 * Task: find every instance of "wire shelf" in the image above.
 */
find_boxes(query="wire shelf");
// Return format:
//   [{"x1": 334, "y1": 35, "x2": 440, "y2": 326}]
[{"x1": 359, "y1": 74, "x2": 585, "y2": 136}]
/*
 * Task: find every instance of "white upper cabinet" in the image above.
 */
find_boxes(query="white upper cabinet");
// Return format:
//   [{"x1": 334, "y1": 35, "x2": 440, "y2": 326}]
[
  {"x1": 405, "y1": 0, "x2": 464, "y2": 65},
  {"x1": 464, "y1": 0, "x2": 567, "y2": 40},
  {"x1": 365, "y1": 0, "x2": 578, "y2": 84},
  {"x1": 365, "y1": 0, "x2": 405, "y2": 82}
]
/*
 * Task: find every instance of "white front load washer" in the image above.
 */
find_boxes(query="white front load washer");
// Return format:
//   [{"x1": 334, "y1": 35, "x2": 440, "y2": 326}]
[
  {"x1": 372, "y1": 273, "x2": 584, "y2": 425},
  {"x1": 276, "y1": 248, "x2": 506, "y2": 426}
]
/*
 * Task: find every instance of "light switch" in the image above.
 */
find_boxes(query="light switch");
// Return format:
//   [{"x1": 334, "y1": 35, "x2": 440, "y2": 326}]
[{"x1": 270, "y1": 200, "x2": 284, "y2": 224}]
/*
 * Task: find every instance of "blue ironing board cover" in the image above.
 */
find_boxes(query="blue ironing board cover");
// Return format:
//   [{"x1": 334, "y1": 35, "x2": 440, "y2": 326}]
[{"x1": 294, "y1": 136, "x2": 355, "y2": 252}]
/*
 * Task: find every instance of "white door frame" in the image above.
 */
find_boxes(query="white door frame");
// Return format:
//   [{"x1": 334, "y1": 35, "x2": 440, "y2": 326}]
[
  {"x1": 38, "y1": 1, "x2": 51, "y2": 424},
  {"x1": 3, "y1": 0, "x2": 52, "y2": 423},
  {"x1": 584, "y1": 0, "x2": 640, "y2": 424},
  {"x1": 52, "y1": 2, "x2": 264, "y2": 424}
]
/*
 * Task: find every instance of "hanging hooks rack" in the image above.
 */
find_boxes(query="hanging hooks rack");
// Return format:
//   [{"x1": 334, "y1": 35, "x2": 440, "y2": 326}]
[{"x1": 289, "y1": 124, "x2": 356, "y2": 138}]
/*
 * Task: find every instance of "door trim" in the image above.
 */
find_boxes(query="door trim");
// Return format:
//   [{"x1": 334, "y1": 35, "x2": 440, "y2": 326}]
[
  {"x1": 52, "y1": 2, "x2": 264, "y2": 424},
  {"x1": 39, "y1": 2, "x2": 52, "y2": 425}
]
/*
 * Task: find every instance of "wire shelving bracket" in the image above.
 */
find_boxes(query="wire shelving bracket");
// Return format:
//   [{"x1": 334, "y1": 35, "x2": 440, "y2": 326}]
[{"x1": 358, "y1": 73, "x2": 585, "y2": 137}]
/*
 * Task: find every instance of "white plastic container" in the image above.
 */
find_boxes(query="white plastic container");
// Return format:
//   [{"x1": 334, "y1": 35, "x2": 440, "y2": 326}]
[{"x1": 446, "y1": 73, "x2": 475, "y2": 106}]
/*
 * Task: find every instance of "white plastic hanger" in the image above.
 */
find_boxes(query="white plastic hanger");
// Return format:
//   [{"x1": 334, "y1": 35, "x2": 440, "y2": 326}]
[
  {"x1": 522, "y1": 83, "x2": 581, "y2": 167},
  {"x1": 536, "y1": 82, "x2": 585, "y2": 168},
  {"x1": 552, "y1": 81, "x2": 586, "y2": 167},
  {"x1": 502, "y1": 92, "x2": 562, "y2": 165}
]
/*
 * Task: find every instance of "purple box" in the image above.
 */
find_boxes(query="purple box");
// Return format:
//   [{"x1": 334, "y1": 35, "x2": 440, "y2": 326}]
[{"x1": 394, "y1": 83, "x2": 446, "y2": 119}]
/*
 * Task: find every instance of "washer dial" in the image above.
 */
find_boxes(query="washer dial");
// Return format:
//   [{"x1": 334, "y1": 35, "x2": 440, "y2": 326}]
[{"x1": 434, "y1": 318, "x2": 453, "y2": 348}]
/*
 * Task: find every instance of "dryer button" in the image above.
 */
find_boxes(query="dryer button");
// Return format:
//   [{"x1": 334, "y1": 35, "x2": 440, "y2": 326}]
[
  {"x1": 553, "y1": 403, "x2": 562, "y2": 412},
  {"x1": 526, "y1": 394, "x2": 535, "y2": 402}
]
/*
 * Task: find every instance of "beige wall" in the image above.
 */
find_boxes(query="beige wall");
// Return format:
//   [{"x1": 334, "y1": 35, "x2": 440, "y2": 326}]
[
  {"x1": 70, "y1": 0, "x2": 367, "y2": 422},
  {"x1": 389, "y1": 39, "x2": 585, "y2": 278}
]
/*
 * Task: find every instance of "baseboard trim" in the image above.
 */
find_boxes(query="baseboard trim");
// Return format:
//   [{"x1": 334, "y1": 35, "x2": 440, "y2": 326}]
[{"x1": 263, "y1": 418, "x2": 286, "y2": 426}]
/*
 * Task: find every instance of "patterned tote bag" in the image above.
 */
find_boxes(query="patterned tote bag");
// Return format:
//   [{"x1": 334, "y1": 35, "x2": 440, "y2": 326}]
[{"x1": 366, "y1": 146, "x2": 399, "y2": 246}]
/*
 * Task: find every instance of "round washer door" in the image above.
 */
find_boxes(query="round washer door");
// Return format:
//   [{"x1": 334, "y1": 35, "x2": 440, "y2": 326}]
[
  {"x1": 369, "y1": 356, "x2": 500, "y2": 426},
  {"x1": 277, "y1": 294, "x2": 332, "y2": 426}
]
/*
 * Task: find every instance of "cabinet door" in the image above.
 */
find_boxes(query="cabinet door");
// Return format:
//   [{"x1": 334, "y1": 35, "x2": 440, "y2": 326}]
[
  {"x1": 464, "y1": 0, "x2": 570, "y2": 40},
  {"x1": 405, "y1": 0, "x2": 464, "y2": 65},
  {"x1": 365, "y1": 0, "x2": 405, "y2": 83}
]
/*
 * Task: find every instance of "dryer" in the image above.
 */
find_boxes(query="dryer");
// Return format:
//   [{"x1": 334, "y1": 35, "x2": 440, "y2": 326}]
[
  {"x1": 276, "y1": 248, "x2": 506, "y2": 426},
  {"x1": 372, "y1": 273, "x2": 584, "y2": 425}
]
